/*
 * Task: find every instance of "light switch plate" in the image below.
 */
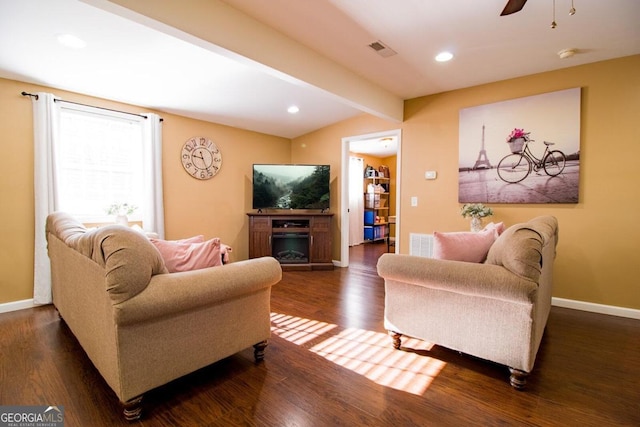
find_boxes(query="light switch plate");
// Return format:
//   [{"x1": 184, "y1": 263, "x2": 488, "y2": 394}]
[
  {"x1": 425, "y1": 171, "x2": 437, "y2": 180},
  {"x1": 411, "y1": 196, "x2": 418, "y2": 207}
]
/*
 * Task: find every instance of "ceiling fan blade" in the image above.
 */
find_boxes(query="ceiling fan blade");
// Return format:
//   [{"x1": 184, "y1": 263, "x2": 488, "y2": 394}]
[{"x1": 500, "y1": 0, "x2": 528, "y2": 16}]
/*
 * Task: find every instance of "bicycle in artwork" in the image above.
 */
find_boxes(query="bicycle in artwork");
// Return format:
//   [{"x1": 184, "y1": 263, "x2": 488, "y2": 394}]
[{"x1": 497, "y1": 131, "x2": 567, "y2": 184}]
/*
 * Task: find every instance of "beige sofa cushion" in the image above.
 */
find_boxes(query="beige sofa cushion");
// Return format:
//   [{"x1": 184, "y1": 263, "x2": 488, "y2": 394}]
[
  {"x1": 46, "y1": 212, "x2": 168, "y2": 304},
  {"x1": 485, "y1": 216, "x2": 557, "y2": 282}
]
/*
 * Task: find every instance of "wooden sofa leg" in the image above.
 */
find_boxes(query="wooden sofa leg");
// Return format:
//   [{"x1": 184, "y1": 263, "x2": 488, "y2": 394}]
[
  {"x1": 253, "y1": 340, "x2": 268, "y2": 362},
  {"x1": 390, "y1": 331, "x2": 402, "y2": 349},
  {"x1": 122, "y1": 395, "x2": 143, "y2": 421},
  {"x1": 508, "y1": 368, "x2": 529, "y2": 390}
]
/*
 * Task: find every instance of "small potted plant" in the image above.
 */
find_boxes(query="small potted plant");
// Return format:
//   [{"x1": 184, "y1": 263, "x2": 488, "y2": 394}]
[
  {"x1": 460, "y1": 203, "x2": 493, "y2": 232},
  {"x1": 106, "y1": 202, "x2": 137, "y2": 226}
]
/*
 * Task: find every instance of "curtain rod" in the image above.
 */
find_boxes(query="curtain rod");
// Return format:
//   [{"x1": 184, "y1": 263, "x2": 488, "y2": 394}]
[
  {"x1": 21, "y1": 91, "x2": 162, "y2": 121},
  {"x1": 54, "y1": 99, "x2": 148, "y2": 119},
  {"x1": 21, "y1": 91, "x2": 38, "y2": 100}
]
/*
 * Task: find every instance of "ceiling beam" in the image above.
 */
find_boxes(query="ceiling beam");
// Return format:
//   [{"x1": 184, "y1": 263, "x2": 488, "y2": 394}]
[{"x1": 84, "y1": 0, "x2": 404, "y2": 123}]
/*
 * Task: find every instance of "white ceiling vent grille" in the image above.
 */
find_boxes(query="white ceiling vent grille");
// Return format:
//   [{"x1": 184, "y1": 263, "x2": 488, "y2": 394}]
[
  {"x1": 409, "y1": 233, "x2": 434, "y2": 258},
  {"x1": 368, "y1": 40, "x2": 397, "y2": 58}
]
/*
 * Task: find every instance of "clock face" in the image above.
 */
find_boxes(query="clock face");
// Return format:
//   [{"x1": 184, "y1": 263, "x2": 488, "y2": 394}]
[{"x1": 181, "y1": 136, "x2": 222, "y2": 180}]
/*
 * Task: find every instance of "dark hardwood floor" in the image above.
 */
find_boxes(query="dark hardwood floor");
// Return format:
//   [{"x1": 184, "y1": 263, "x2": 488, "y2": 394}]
[{"x1": 1, "y1": 242, "x2": 639, "y2": 426}]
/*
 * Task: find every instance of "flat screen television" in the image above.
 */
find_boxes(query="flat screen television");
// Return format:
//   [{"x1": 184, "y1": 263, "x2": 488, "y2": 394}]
[{"x1": 252, "y1": 164, "x2": 330, "y2": 211}]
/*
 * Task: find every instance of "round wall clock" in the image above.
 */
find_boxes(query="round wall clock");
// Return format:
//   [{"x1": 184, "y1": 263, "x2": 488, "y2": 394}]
[{"x1": 181, "y1": 136, "x2": 222, "y2": 180}]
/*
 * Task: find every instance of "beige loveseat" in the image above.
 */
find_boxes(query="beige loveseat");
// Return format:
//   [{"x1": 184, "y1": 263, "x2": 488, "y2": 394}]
[
  {"x1": 377, "y1": 216, "x2": 558, "y2": 389},
  {"x1": 45, "y1": 212, "x2": 282, "y2": 419}
]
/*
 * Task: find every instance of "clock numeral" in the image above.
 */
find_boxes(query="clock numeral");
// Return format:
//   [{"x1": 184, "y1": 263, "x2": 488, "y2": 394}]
[
  {"x1": 182, "y1": 154, "x2": 190, "y2": 160},
  {"x1": 184, "y1": 144, "x2": 194, "y2": 153},
  {"x1": 199, "y1": 137, "x2": 207, "y2": 146},
  {"x1": 185, "y1": 162, "x2": 193, "y2": 169}
]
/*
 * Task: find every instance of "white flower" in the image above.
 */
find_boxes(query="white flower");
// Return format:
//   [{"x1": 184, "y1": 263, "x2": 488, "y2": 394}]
[{"x1": 460, "y1": 203, "x2": 493, "y2": 219}]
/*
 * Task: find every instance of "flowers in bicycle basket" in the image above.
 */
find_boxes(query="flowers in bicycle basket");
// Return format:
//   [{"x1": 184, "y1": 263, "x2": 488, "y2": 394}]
[{"x1": 506, "y1": 128, "x2": 527, "y2": 142}]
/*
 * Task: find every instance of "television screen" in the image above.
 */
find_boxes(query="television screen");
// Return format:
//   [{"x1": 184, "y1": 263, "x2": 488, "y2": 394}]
[{"x1": 253, "y1": 164, "x2": 330, "y2": 210}]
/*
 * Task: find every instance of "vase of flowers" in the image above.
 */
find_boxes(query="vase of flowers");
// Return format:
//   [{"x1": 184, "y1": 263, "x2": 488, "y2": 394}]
[
  {"x1": 106, "y1": 203, "x2": 137, "y2": 226},
  {"x1": 460, "y1": 203, "x2": 493, "y2": 232}
]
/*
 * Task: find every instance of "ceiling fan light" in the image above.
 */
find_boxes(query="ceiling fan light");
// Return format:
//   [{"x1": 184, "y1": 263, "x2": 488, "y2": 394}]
[
  {"x1": 558, "y1": 48, "x2": 577, "y2": 59},
  {"x1": 435, "y1": 51, "x2": 453, "y2": 62}
]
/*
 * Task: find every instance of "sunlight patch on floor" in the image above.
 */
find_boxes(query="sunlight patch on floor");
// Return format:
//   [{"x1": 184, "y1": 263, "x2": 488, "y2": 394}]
[
  {"x1": 270, "y1": 312, "x2": 338, "y2": 346},
  {"x1": 271, "y1": 312, "x2": 445, "y2": 395}
]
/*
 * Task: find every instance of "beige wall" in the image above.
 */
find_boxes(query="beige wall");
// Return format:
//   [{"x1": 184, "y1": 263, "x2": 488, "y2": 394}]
[
  {"x1": 0, "y1": 77, "x2": 289, "y2": 304},
  {"x1": 2, "y1": 55, "x2": 639, "y2": 310},
  {"x1": 292, "y1": 55, "x2": 640, "y2": 310}
]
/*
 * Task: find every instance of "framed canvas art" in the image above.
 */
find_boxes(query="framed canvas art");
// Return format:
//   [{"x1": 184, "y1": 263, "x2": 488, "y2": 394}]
[{"x1": 458, "y1": 88, "x2": 581, "y2": 204}]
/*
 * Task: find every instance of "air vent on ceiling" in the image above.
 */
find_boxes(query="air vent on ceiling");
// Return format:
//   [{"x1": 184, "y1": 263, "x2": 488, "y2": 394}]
[{"x1": 368, "y1": 40, "x2": 397, "y2": 58}]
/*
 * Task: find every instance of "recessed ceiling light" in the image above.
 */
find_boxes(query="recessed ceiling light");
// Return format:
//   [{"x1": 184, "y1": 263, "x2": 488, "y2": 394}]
[
  {"x1": 435, "y1": 51, "x2": 453, "y2": 62},
  {"x1": 287, "y1": 106, "x2": 300, "y2": 114},
  {"x1": 57, "y1": 34, "x2": 87, "y2": 49}
]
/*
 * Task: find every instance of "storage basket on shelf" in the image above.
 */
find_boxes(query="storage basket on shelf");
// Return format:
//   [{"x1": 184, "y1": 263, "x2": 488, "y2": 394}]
[
  {"x1": 508, "y1": 137, "x2": 525, "y2": 154},
  {"x1": 364, "y1": 211, "x2": 375, "y2": 224}
]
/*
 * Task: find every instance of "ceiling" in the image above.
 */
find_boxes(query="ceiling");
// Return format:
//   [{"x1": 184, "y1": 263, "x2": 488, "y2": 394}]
[{"x1": 1, "y1": 0, "x2": 638, "y2": 146}]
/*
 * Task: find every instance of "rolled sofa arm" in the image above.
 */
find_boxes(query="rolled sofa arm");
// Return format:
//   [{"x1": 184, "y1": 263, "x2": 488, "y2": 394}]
[
  {"x1": 113, "y1": 257, "x2": 282, "y2": 325},
  {"x1": 377, "y1": 254, "x2": 538, "y2": 304}
]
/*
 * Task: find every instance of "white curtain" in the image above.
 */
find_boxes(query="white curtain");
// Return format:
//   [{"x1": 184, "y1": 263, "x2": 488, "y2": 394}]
[
  {"x1": 32, "y1": 92, "x2": 60, "y2": 305},
  {"x1": 31, "y1": 94, "x2": 165, "y2": 305},
  {"x1": 348, "y1": 156, "x2": 365, "y2": 246},
  {"x1": 142, "y1": 113, "x2": 165, "y2": 239}
]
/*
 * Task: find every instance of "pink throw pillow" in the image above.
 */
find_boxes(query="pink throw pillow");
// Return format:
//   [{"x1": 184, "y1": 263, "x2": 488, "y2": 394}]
[
  {"x1": 432, "y1": 228, "x2": 498, "y2": 263},
  {"x1": 220, "y1": 243, "x2": 232, "y2": 264},
  {"x1": 150, "y1": 237, "x2": 222, "y2": 272},
  {"x1": 483, "y1": 222, "x2": 506, "y2": 235},
  {"x1": 175, "y1": 235, "x2": 205, "y2": 244}
]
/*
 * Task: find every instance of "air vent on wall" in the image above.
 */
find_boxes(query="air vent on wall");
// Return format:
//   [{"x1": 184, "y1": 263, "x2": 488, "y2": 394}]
[
  {"x1": 409, "y1": 233, "x2": 434, "y2": 258},
  {"x1": 368, "y1": 40, "x2": 397, "y2": 58}
]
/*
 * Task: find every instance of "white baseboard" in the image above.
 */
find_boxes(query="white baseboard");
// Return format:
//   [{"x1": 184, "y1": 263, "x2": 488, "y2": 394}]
[
  {"x1": 0, "y1": 299, "x2": 36, "y2": 314},
  {"x1": 552, "y1": 297, "x2": 640, "y2": 320}
]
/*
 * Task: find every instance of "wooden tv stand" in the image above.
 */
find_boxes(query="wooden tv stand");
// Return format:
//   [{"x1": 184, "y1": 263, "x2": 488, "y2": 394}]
[{"x1": 247, "y1": 212, "x2": 334, "y2": 271}]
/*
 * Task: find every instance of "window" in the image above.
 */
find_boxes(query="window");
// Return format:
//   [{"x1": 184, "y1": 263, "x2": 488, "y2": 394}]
[
  {"x1": 56, "y1": 104, "x2": 146, "y2": 223},
  {"x1": 32, "y1": 92, "x2": 164, "y2": 305}
]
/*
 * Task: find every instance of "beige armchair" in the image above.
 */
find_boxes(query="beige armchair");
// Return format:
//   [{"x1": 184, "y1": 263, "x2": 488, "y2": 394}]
[
  {"x1": 46, "y1": 212, "x2": 282, "y2": 419},
  {"x1": 377, "y1": 216, "x2": 558, "y2": 388}
]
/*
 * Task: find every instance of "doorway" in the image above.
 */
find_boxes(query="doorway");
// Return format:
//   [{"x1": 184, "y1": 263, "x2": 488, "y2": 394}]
[{"x1": 340, "y1": 129, "x2": 402, "y2": 268}]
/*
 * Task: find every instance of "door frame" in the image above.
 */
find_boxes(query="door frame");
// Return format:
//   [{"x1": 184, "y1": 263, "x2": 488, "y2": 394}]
[{"x1": 340, "y1": 129, "x2": 402, "y2": 267}]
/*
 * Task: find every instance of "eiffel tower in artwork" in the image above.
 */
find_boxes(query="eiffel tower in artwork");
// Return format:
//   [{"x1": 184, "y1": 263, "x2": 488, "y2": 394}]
[{"x1": 473, "y1": 124, "x2": 492, "y2": 169}]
